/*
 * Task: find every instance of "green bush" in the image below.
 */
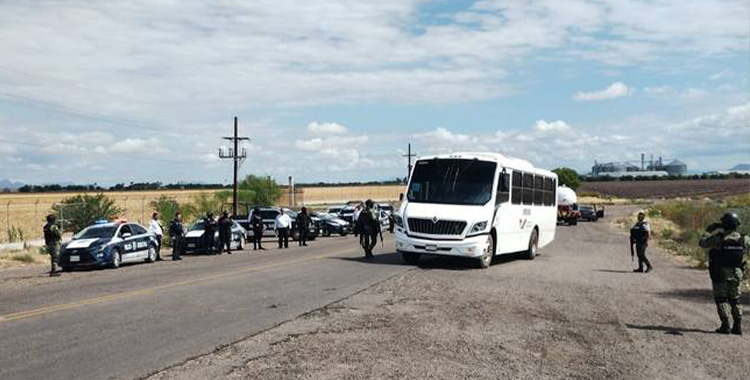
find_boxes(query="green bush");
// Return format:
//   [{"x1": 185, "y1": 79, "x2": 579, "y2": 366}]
[
  {"x1": 552, "y1": 168, "x2": 581, "y2": 190},
  {"x1": 12, "y1": 253, "x2": 35, "y2": 263},
  {"x1": 661, "y1": 228, "x2": 673, "y2": 240},
  {"x1": 52, "y1": 193, "x2": 124, "y2": 233},
  {"x1": 5, "y1": 225, "x2": 24, "y2": 243}
]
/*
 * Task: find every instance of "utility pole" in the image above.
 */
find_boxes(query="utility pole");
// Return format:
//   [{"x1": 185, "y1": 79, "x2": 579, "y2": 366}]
[
  {"x1": 402, "y1": 143, "x2": 417, "y2": 182},
  {"x1": 219, "y1": 117, "x2": 250, "y2": 216}
]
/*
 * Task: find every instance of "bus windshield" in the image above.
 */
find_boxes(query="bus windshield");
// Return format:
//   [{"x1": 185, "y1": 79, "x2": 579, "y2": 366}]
[{"x1": 407, "y1": 159, "x2": 497, "y2": 205}]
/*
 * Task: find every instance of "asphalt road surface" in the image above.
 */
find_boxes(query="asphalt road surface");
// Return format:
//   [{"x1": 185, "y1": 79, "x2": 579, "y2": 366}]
[
  {"x1": 0, "y1": 235, "x2": 405, "y2": 380},
  {"x1": 2, "y1": 207, "x2": 749, "y2": 380}
]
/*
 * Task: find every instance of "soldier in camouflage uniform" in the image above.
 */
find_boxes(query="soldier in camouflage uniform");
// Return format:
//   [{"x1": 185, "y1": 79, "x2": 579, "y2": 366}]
[
  {"x1": 357, "y1": 199, "x2": 381, "y2": 259},
  {"x1": 43, "y1": 214, "x2": 62, "y2": 277},
  {"x1": 699, "y1": 212, "x2": 749, "y2": 335}
]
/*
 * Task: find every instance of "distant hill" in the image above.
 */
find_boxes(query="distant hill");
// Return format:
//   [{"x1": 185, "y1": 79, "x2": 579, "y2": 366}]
[
  {"x1": 0, "y1": 179, "x2": 24, "y2": 190},
  {"x1": 730, "y1": 164, "x2": 750, "y2": 171}
]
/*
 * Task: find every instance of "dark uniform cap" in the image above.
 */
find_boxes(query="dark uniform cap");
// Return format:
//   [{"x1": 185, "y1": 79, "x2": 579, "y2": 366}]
[{"x1": 721, "y1": 212, "x2": 741, "y2": 230}]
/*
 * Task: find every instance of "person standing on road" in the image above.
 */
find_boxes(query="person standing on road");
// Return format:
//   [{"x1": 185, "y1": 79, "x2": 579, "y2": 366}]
[
  {"x1": 357, "y1": 199, "x2": 381, "y2": 259},
  {"x1": 43, "y1": 214, "x2": 62, "y2": 277},
  {"x1": 149, "y1": 212, "x2": 164, "y2": 261},
  {"x1": 275, "y1": 210, "x2": 292, "y2": 249},
  {"x1": 296, "y1": 207, "x2": 311, "y2": 247},
  {"x1": 700, "y1": 212, "x2": 749, "y2": 335},
  {"x1": 169, "y1": 212, "x2": 185, "y2": 261},
  {"x1": 251, "y1": 207, "x2": 265, "y2": 250},
  {"x1": 204, "y1": 212, "x2": 218, "y2": 255},
  {"x1": 352, "y1": 204, "x2": 362, "y2": 238},
  {"x1": 218, "y1": 211, "x2": 233, "y2": 255},
  {"x1": 630, "y1": 210, "x2": 653, "y2": 273}
]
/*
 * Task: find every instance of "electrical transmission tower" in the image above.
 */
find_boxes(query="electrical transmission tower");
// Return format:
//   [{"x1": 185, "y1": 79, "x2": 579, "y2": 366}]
[
  {"x1": 402, "y1": 143, "x2": 417, "y2": 183},
  {"x1": 219, "y1": 117, "x2": 250, "y2": 216}
]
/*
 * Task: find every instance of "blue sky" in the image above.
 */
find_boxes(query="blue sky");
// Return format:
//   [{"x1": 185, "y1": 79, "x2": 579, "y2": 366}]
[{"x1": 0, "y1": 0, "x2": 748, "y2": 185}]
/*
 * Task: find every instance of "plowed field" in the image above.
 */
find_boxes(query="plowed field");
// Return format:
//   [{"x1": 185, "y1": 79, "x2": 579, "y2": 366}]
[{"x1": 579, "y1": 178, "x2": 750, "y2": 199}]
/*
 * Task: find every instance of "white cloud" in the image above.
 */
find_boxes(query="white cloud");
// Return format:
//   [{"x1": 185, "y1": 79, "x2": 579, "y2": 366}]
[
  {"x1": 294, "y1": 135, "x2": 368, "y2": 151},
  {"x1": 573, "y1": 82, "x2": 634, "y2": 101},
  {"x1": 307, "y1": 122, "x2": 348, "y2": 135},
  {"x1": 109, "y1": 138, "x2": 166, "y2": 154},
  {"x1": 534, "y1": 120, "x2": 571, "y2": 132}
]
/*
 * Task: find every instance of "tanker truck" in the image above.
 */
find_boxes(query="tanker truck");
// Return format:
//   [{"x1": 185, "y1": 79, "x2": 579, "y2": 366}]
[{"x1": 557, "y1": 185, "x2": 580, "y2": 226}]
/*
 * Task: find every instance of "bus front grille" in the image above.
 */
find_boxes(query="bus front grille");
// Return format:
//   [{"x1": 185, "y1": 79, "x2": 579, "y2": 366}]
[{"x1": 407, "y1": 218, "x2": 466, "y2": 236}]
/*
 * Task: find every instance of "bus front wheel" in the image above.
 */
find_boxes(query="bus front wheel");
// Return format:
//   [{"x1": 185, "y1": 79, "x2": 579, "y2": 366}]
[
  {"x1": 477, "y1": 233, "x2": 495, "y2": 269},
  {"x1": 524, "y1": 229, "x2": 538, "y2": 260}
]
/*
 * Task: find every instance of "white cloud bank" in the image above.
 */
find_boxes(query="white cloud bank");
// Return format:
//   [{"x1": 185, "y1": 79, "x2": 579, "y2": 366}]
[
  {"x1": 307, "y1": 122, "x2": 348, "y2": 135},
  {"x1": 573, "y1": 82, "x2": 634, "y2": 101}
]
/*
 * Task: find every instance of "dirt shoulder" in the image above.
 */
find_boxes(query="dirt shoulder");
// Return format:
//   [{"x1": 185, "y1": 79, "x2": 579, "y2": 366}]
[{"x1": 147, "y1": 206, "x2": 749, "y2": 380}]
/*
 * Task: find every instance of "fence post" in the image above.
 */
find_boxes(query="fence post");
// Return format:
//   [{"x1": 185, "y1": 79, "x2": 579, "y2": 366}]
[{"x1": 5, "y1": 201, "x2": 10, "y2": 242}]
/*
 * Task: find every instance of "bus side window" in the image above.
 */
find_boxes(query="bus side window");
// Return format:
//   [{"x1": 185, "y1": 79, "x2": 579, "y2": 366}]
[
  {"x1": 496, "y1": 172, "x2": 510, "y2": 204},
  {"x1": 511, "y1": 171, "x2": 523, "y2": 204}
]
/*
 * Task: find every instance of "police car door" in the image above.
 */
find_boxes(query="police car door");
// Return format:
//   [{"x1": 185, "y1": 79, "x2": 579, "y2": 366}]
[
  {"x1": 118, "y1": 224, "x2": 139, "y2": 262},
  {"x1": 129, "y1": 224, "x2": 151, "y2": 260}
]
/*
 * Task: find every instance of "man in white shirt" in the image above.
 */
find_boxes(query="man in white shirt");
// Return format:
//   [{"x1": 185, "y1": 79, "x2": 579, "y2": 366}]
[
  {"x1": 149, "y1": 212, "x2": 164, "y2": 261},
  {"x1": 352, "y1": 204, "x2": 362, "y2": 237},
  {"x1": 275, "y1": 210, "x2": 292, "y2": 249}
]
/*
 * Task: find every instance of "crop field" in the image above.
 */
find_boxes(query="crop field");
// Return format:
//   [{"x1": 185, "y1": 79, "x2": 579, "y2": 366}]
[
  {"x1": 579, "y1": 178, "x2": 750, "y2": 199},
  {"x1": 0, "y1": 185, "x2": 404, "y2": 243}
]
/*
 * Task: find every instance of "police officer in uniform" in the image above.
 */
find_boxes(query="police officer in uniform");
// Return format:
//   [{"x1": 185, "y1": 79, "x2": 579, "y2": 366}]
[
  {"x1": 700, "y1": 212, "x2": 749, "y2": 335},
  {"x1": 204, "y1": 212, "x2": 218, "y2": 255},
  {"x1": 251, "y1": 207, "x2": 265, "y2": 250},
  {"x1": 630, "y1": 210, "x2": 653, "y2": 273},
  {"x1": 169, "y1": 212, "x2": 185, "y2": 261},
  {"x1": 296, "y1": 207, "x2": 311, "y2": 247},
  {"x1": 43, "y1": 214, "x2": 62, "y2": 276},
  {"x1": 357, "y1": 199, "x2": 381, "y2": 259},
  {"x1": 218, "y1": 211, "x2": 233, "y2": 254}
]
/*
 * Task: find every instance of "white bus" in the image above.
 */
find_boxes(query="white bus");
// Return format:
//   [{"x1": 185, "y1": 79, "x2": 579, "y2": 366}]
[{"x1": 394, "y1": 152, "x2": 558, "y2": 268}]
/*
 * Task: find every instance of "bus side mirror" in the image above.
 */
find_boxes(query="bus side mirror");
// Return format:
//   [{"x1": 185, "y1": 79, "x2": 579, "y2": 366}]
[{"x1": 399, "y1": 193, "x2": 404, "y2": 201}]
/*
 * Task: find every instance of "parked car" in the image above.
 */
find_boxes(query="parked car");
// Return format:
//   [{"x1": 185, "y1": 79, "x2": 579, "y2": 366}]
[
  {"x1": 578, "y1": 205, "x2": 599, "y2": 222},
  {"x1": 339, "y1": 206, "x2": 357, "y2": 223},
  {"x1": 312, "y1": 212, "x2": 351, "y2": 236},
  {"x1": 59, "y1": 221, "x2": 158, "y2": 270},
  {"x1": 233, "y1": 207, "x2": 283, "y2": 240},
  {"x1": 183, "y1": 219, "x2": 247, "y2": 254},
  {"x1": 326, "y1": 206, "x2": 344, "y2": 215},
  {"x1": 378, "y1": 210, "x2": 391, "y2": 229},
  {"x1": 377, "y1": 203, "x2": 395, "y2": 215}
]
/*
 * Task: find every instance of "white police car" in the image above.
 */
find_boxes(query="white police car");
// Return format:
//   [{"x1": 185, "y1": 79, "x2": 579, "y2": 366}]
[{"x1": 59, "y1": 220, "x2": 158, "y2": 270}]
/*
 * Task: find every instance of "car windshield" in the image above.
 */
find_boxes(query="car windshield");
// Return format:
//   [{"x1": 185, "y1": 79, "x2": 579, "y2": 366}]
[
  {"x1": 74, "y1": 225, "x2": 118, "y2": 240},
  {"x1": 580, "y1": 205, "x2": 594, "y2": 211},
  {"x1": 285, "y1": 210, "x2": 298, "y2": 218},
  {"x1": 340, "y1": 208, "x2": 354, "y2": 215},
  {"x1": 407, "y1": 159, "x2": 497, "y2": 206},
  {"x1": 189, "y1": 221, "x2": 206, "y2": 231},
  {"x1": 328, "y1": 208, "x2": 342, "y2": 214}
]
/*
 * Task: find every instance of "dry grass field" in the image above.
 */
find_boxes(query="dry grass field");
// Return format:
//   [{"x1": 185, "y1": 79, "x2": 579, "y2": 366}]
[
  {"x1": 0, "y1": 185, "x2": 404, "y2": 243},
  {"x1": 579, "y1": 178, "x2": 750, "y2": 199}
]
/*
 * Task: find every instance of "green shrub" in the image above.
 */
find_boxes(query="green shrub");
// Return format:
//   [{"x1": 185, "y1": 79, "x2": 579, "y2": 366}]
[
  {"x1": 661, "y1": 228, "x2": 673, "y2": 240},
  {"x1": 12, "y1": 253, "x2": 35, "y2": 263},
  {"x1": 5, "y1": 225, "x2": 24, "y2": 243},
  {"x1": 52, "y1": 193, "x2": 124, "y2": 233}
]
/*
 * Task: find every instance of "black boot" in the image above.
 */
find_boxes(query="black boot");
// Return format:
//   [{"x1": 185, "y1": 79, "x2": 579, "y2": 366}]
[{"x1": 716, "y1": 320, "x2": 731, "y2": 334}]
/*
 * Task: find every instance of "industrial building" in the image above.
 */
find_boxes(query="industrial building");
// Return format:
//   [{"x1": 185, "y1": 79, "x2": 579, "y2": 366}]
[{"x1": 591, "y1": 154, "x2": 687, "y2": 178}]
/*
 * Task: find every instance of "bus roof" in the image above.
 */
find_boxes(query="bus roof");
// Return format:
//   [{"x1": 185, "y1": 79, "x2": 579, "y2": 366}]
[{"x1": 415, "y1": 152, "x2": 556, "y2": 177}]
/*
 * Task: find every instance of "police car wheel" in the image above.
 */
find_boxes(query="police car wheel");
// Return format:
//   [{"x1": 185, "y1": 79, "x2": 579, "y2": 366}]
[
  {"x1": 146, "y1": 246, "x2": 157, "y2": 263},
  {"x1": 402, "y1": 252, "x2": 420, "y2": 265},
  {"x1": 111, "y1": 250, "x2": 122, "y2": 269},
  {"x1": 525, "y1": 229, "x2": 538, "y2": 260},
  {"x1": 477, "y1": 234, "x2": 494, "y2": 269},
  {"x1": 238, "y1": 236, "x2": 245, "y2": 250}
]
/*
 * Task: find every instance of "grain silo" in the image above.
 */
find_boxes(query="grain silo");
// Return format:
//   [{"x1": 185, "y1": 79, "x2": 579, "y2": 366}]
[{"x1": 664, "y1": 160, "x2": 687, "y2": 175}]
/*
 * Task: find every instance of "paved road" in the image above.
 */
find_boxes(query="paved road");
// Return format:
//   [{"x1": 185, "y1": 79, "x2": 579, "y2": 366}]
[{"x1": 0, "y1": 235, "x2": 406, "y2": 380}]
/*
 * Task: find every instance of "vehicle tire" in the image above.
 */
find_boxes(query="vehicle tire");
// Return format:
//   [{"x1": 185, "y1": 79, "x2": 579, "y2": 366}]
[
  {"x1": 592, "y1": 216, "x2": 598, "y2": 222},
  {"x1": 309, "y1": 235, "x2": 317, "y2": 241},
  {"x1": 323, "y1": 229, "x2": 330, "y2": 237},
  {"x1": 340, "y1": 231, "x2": 348, "y2": 237},
  {"x1": 146, "y1": 245, "x2": 157, "y2": 263},
  {"x1": 291, "y1": 229, "x2": 299, "y2": 241},
  {"x1": 524, "y1": 229, "x2": 538, "y2": 260},
  {"x1": 477, "y1": 233, "x2": 495, "y2": 269},
  {"x1": 111, "y1": 249, "x2": 122, "y2": 269},
  {"x1": 402, "y1": 252, "x2": 421, "y2": 265},
  {"x1": 238, "y1": 236, "x2": 246, "y2": 250}
]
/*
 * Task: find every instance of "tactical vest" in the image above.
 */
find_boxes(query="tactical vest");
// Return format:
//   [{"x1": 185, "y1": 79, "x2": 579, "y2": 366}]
[
  {"x1": 710, "y1": 235, "x2": 746, "y2": 268},
  {"x1": 630, "y1": 222, "x2": 648, "y2": 245},
  {"x1": 43, "y1": 223, "x2": 57, "y2": 246}
]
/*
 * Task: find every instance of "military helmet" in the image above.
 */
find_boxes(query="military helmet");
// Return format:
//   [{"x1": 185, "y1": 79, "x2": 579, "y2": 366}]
[
  {"x1": 46, "y1": 214, "x2": 56, "y2": 223},
  {"x1": 720, "y1": 212, "x2": 741, "y2": 230},
  {"x1": 365, "y1": 199, "x2": 374, "y2": 208}
]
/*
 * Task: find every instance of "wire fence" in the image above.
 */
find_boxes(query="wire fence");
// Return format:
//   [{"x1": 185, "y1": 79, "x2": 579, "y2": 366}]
[{"x1": 0, "y1": 186, "x2": 403, "y2": 243}]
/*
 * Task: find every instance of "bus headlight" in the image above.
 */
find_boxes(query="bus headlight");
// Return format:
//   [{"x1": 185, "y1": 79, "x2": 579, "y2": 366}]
[
  {"x1": 394, "y1": 215, "x2": 404, "y2": 228},
  {"x1": 469, "y1": 221, "x2": 488, "y2": 234}
]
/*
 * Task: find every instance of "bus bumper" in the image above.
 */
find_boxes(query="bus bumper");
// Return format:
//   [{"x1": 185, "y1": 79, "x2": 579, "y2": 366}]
[{"x1": 394, "y1": 229, "x2": 489, "y2": 258}]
